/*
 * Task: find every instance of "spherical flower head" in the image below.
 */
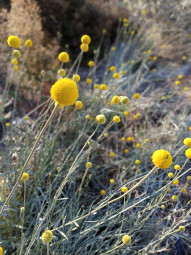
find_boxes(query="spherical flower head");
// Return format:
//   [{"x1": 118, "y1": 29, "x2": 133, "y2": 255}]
[
  {"x1": 133, "y1": 93, "x2": 141, "y2": 99},
  {"x1": 110, "y1": 179, "x2": 115, "y2": 184},
  {"x1": 6, "y1": 122, "x2": 11, "y2": 127},
  {"x1": 58, "y1": 52, "x2": 69, "y2": 63},
  {"x1": 121, "y1": 186, "x2": 128, "y2": 193},
  {"x1": 111, "y1": 46, "x2": 116, "y2": 51},
  {"x1": 13, "y1": 50, "x2": 21, "y2": 58},
  {"x1": 124, "y1": 111, "x2": 129, "y2": 116},
  {"x1": 121, "y1": 70, "x2": 126, "y2": 75},
  {"x1": 110, "y1": 66, "x2": 116, "y2": 72},
  {"x1": 14, "y1": 66, "x2": 19, "y2": 71},
  {"x1": 86, "y1": 162, "x2": 92, "y2": 169},
  {"x1": 175, "y1": 80, "x2": 180, "y2": 86},
  {"x1": 152, "y1": 149, "x2": 172, "y2": 169},
  {"x1": 145, "y1": 139, "x2": 149, "y2": 143},
  {"x1": 100, "y1": 84, "x2": 107, "y2": 90},
  {"x1": 168, "y1": 172, "x2": 174, "y2": 178},
  {"x1": 113, "y1": 73, "x2": 120, "y2": 79},
  {"x1": 94, "y1": 84, "x2": 100, "y2": 89},
  {"x1": 179, "y1": 226, "x2": 185, "y2": 232},
  {"x1": 81, "y1": 35, "x2": 91, "y2": 45},
  {"x1": 174, "y1": 164, "x2": 180, "y2": 170},
  {"x1": 86, "y1": 115, "x2": 90, "y2": 119},
  {"x1": 50, "y1": 78, "x2": 78, "y2": 107},
  {"x1": 25, "y1": 39, "x2": 33, "y2": 47},
  {"x1": 96, "y1": 114, "x2": 106, "y2": 124},
  {"x1": 21, "y1": 172, "x2": 29, "y2": 181},
  {"x1": 173, "y1": 179, "x2": 179, "y2": 185},
  {"x1": 183, "y1": 138, "x2": 191, "y2": 147},
  {"x1": 122, "y1": 235, "x2": 131, "y2": 245},
  {"x1": 12, "y1": 59, "x2": 18, "y2": 65},
  {"x1": 135, "y1": 160, "x2": 141, "y2": 165},
  {"x1": 172, "y1": 195, "x2": 178, "y2": 201},
  {"x1": 75, "y1": 101, "x2": 83, "y2": 110},
  {"x1": 178, "y1": 75, "x2": 183, "y2": 79},
  {"x1": 187, "y1": 176, "x2": 191, "y2": 181},
  {"x1": 136, "y1": 143, "x2": 141, "y2": 148},
  {"x1": 124, "y1": 149, "x2": 129, "y2": 154},
  {"x1": 109, "y1": 152, "x2": 115, "y2": 158},
  {"x1": 161, "y1": 205, "x2": 165, "y2": 209},
  {"x1": 181, "y1": 188, "x2": 186, "y2": 193},
  {"x1": 104, "y1": 132, "x2": 108, "y2": 137},
  {"x1": 127, "y1": 136, "x2": 134, "y2": 142},
  {"x1": 185, "y1": 148, "x2": 191, "y2": 159},
  {"x1": 86, "y1": 78, "x2": 92, "y2": 85},
  {"x1": 41, "y1": 230, "x2": 53, "y2": 243},
  {"x1": 80, "y1": 43, "x2": 88, "y2": 52},
  {"x1": 113, "y1": 116, "x2": 120, "y2": 123},
  {"x1": 100, "y1": 189, "x2": 106, "y2": 196},
  {"x1": 88, "y1": 61, "x2": 94, "y2": 67},
  {"x1": 7, "y1": 35, "x2": 21, "y2": 48},
  {"x1": 0, "y1": 246, "x2": 3, "y2": 255},
  {"x1": 111, "y1": 96, "x2": 120, "y2": 105},
  {"x1": 120, "y1": 96, "x2": 129, "y2": 104},
  {"x1": 121, "y1": 137, "x2": 126, "y2": 142},
  {"x1": 58, "y1": 69, "x2": 66, "y2": 77},
  {"x1": 73, "y1": 74, "x2": 80, "y2": 82}
]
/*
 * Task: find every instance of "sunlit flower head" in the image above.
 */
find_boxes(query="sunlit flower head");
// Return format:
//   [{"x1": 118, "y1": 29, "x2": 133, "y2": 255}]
[
  {"x1": 25, "y1": 39, "x2": 33, "y2": 47},
  {"x1": 113, "y1": 116, "x2": 120, "y2": 123},
  {"x1": 152, "y1": 149, "x2": 172, "y2": 169},
  {"x1": 183, "y1": 138, "x2": 191, "y2": 147},
  {"x1": 86, "y1": 78, "x2": 92, "y2": 85},
  {"x1": 133, "y1": 93, "x2": 141, "y2": 99},
  {"x1": 80, "y1": 43, "x2": 89, "y2": 52},
  {"x1": 109, "y1": 152, "x2": 115, "y2": 158},
  {"x1": 41, "y1": 230, "x2": 53, "y2": 243},
  {"x1": 13, "y1": 50, "x2": 21, "y2": 58},
  {"x1": 7, "y1": 35, "x2": 21, "y2": 48},
  {"x1": 58, "y1": 69, "x2": 66, "y2": 77},
  {"x1": 88, "y1": 61, "x2": 94, "y2": 67},
  {"x1": 122, "y1": 235, "x2": 131, "y2": 245},
  {"x1": 81, "y1": 35, "x2": 91, "y2": 45},
  {"x1": 58, "y1": 52, "x2": 69, "y2": 63},
  {"x1": 100, "y1": 84, "x2": 107, "y2": 90},
  {"x1": 113, "y1": 73, "x2": 120, "y2": 79},
  {"x1": 75, "y1": 101, "x2": 83, "y2": 110},
  {"x1": 111, "y1": 96, "x2": 120, "y2": 105},
  {"x1": 100, "y1": 189, "x2": 106, "y2": 196},
  {"x1": 21, "y1": 172, "x2": 29, "y2": 181},
  {"x1": 110, "y1": 66, "x2": 116, "y2": 72},
  {"x1": 96, "y1": 114, "x2": 106, "y2": 124}
]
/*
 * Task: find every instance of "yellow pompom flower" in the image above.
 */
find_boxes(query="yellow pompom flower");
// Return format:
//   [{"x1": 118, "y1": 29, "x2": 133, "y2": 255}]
[
  {"x1": 86, "y1": 162, "x2": 92, "y2": 169},
  {"x1": 75, "y1": 101, "x2": 83, "y2": 110},
  {"x1": 110, "y1": 66, "x2": 116, "y2": 72},
  {"x1": 96, "y1": 114, "x2": 106, "y2": 124},
  {"x1": 58, "y1": 69, "x2": 65, "y2": 77},
  {"x1": 161, "y1": 205, "x2": 165, "y2": 209},
  {"x1": 11, "y1": 59, "x2": 18, "y2": 65},
  {"x1": 81, "y1": 35, "x2": 91, "y2": 45},
  {"x1": 152, "y1": 149, "x2": 172, "y2": 169},
  {"x1": 121, "y1": 137, "x2": 126, "y2": 142},
  {"x1": 145, "y1": 139, "x2": 149, "y2": 143},
  {"x1": 100, "y1": 189, "x2": 106, "y2": 196},
  {"x1": 86, "y1": 78, "x2": 92, "y2": 85},
  {"x1": 88, "y1": 61, "x2": 94, "y2": 67},
  {"x1": 172, "y1": 195, "x2": 178, "y2": 201},
  {"x1": 124, "y1": 111, "x2": 129, "y2": 116},
  {"x1": 183, "y1": 138, "x2": 191, "y2": 147},
  {"x1": 122, "y1": 235, "x2": 131, "y2": 245},
  {"x1": 94, "y1": 84, "x2": 100, "y2": 89},
  {"x1": 7, "y1": 35, "x2": 21, "y2": 48},
  {"x1": 168, "y1": 172, "x2": 174, "y2": 178},
  {"x1": 111, "y1": 96, "x2": 120, "y2": 105},
  {"x1": 86, "y1": 115, "x2": 90, "y2": 119},
  {"x1": 6, "y1": 122, "x2": 11, "y2": 127},
  {"x1": 100, "y1": 84, "x2": 107, "y2": 90},
  {"x1": 124, "y1": 149, "x2": 129, "y2": 154},
  {"x1": 109, "y1": 152, "x2": 115, "y2": 158},
  {"x1": 181, "y1": 188, "x2": 186, "y2": 193},
  {"x1": 13, "y1": 50, "x2": 21, "y2": 58},
  {"x1": 73, "y1": 74, "x2": 80, "y2": 82},
  {"x1": 178, "y1": 75, "x2": 183, "y2": 79},
  {"x1": 135, "y1": 160, "x2": 141, "y2": 165},
  {"x1": 173, "y1": 179, "x2": 179, "y2": 185},
  {"x1": 111, "y1": 46, "x2": 116, "y2": 51},
  {"x1": 58, "y1": 52, "x2": 69, "y2": 63},
  {"x1": 110, "y1": 179, "x2": 115, "y2": 184},
  {"x1": 175, "y1": 80, "x2": 180, "y2": 85},
  {"x1": 113, "y1": 116, "x2": 120, "y2": 123},
  {"x1": 174, "y1": 165, "x2": 180, "y2": 170},
  {"x1": 127, "y1": 136, "x2": 134, "y2": 142},
  {"x1": 25, "y1": 39, "x2": 33, "y2": 47},
  {"x1": 104, "y1": 132, "x2": 108, "y2": 137},
  {"x1": 41, "y1": 230, "x2": 53, "y2": 243},
  {"x1": 133, "y1": 93, "x2": 141, "y2": 99},
  {"x1": 50, "y1": 78, "x2": 78, "y2": 108},
  {"x1": 14, "y1": 66, "x2": 19, "y2": 71},
  {"x1": 136, "y1": 143, "x2": 141, "y2": 148},
  {"x1": 80, "y1": 43, "x2": 89, "y2": 52},
  {"x1": 179, "y1": 226, "x2": 185, "y2": 232},
  {"x1": 121, "y1": 186, "x2": 128, "y2": 193},
  {"x1": 0, "y1": 246, "x2": 3, "y2": 255},
  {"x1": 113, "y1": 73, "x2": 120, "y2": 79},
  {"x1": 121, "y1": 70, "x2": 126, "y2": 75},
  {"x1": 120, "y1": 96, "x2": 129, "y2": 104},
  {"x1": 185, "y1": 148, "x2": 191, "y2": 159},
  {"x1": 21, "y1": 172, "x2": 29, "y2": 181}
]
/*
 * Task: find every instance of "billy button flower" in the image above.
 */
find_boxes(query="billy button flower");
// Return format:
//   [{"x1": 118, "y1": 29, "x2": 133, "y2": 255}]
[
  {"x1": 13, "y1": 50, "x2": 21, "y2": 58},
  {"x1": 121, "y1": 186, "x2": 128, "y2": 193},
  {"x1": 124, "y1": 111, "x2": 129, "y2": 116},
  {"x1": 109, "y1": 152, "x2": 115, "y2": 158},
  {"x1": 135, "y1": 160, "x2": 141, "y2": 165},
  {"x1": 58, "y1": 69, "x2": 65, "y2": 77},
  {"x1": 12, "y1": 59, "x2": 18, "y2": 65},
  {"x1": 113, "y1": 116, "x2": 120, "y2": 123},
  {"x1": 110, "y1": 66, "x2": 116, "y2": 72},
  {"x1": 120, "y1": 96, "x2": 129, "y2": 104},
  {"x1": 111, "y1": 96, "x2": 120, "y2": 105},
  {"x1": 174, "y1": 164, "x2": 181, "y2": 170},
  {"x1": 173, "y1": 179, "x2": 179, "y2": 185},
  {"x1": 172, "y1": 195, "x2": 178, "y2": 201},
  {"x1": 94, "y1": 84, "x2": 100, "y2": 89},
  {"x1": 124, "y1": 149, "x2": 129, "y2": 154},
  {"x1": 175, "y1": 80, "x2": 180, "y2": 85},
  {"x1": 110, "y1": 179, "x2": 115, "y2": 184},
  {"x1": 21, "y1": 173, "x2": 29, "y2": 181},
  {"x1": 86, "y1": 78, "x2": 92, "y2": 85},
  {"x1": 41, "y1": 230, "x2": 53, "y2": 243},
  {"x1": 183, "y1": 138, "x2": 191, "y2": 147},
  {"x1": 185, "y1": 148, "x2": 191, "y2": 159},
  {"x1": 96, "y1": 114, "x2": 106, "y2": 124},
  {"x1": 80, "y1": 43, "x2": 88, "y2": 52},
  {"x1": 152, "y1": 149, "x2": 172, "y2": 169},
  {"x1": 86, "y1": 162, "x2": 92, "y2": 169},
  {"x1": 100, "y1": 84, "x2": 107, "y2": 90},
  {"x1": 100, "y1": 189, "x2": 106, "y2": 196},
  {"x1": 25, "y1": 39, "x2": 33, "y2": 47},
  {"x1": 127, "y1": 136, "x2": 134, "y2": 142},
  {"x1": 58, "y1": 52, "x2": 69, "y2": 63},
  {"x1": 81, "y1": 35, "x2": 91, "y2": 44},
  {"x1": 133, "y1": 93, "x2": 141, "y2": 99},
  {"x1": 75, "y1": 101, "x2": 83, "y2": 110},
  {"x1": 88, "y1": 61, "x2": 94, "y2": 67},
  {"x1": 14, "y1": 66, "x2": 19, "y2": 71},
  {"x1": 122, "y1": 235, "x2": 131, "y2": 245},
  {"x1": 168, "y1": 172, "x2": 174, "y2": 178},
  {"x1": 111, "y1": 46, "x2": 116, "y2": 51},
  {"x1": 50, "y1": 78, "x2": 78, "y2": 108},
  {"x1": 179, "y1": 226, "x2": 185, "y2": 232},
  {"x1": 73, "y1": 74, "x2": 80, "y2": 82},
  {"x1": 121, "y1": 137, "x2": 126, "y2": 142},
  {"x1": 7, "y1": 35, "x2": 21, "y2": 48},
  {"x1": 113, "y1": 73, "x2": 120, "y2": 79}
]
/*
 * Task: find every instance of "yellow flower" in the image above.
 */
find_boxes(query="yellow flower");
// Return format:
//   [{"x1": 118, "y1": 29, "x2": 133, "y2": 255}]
[
  {"x1": 179, "y1": 226, "x2": 185, "y2": 232},
  {"x1": 173, "y1": 179, "x2": 179, "y2": 185},
  {"x1": 80, "y1": 43, "x2": 89, "y2": 52},
  {"x1": 104, "y1": 132, "x2": 108, "y2": 137},
  {"x1": 127, "y1": 136, "x2": 134, "y2": 142},
  {"x1": 181, "y1": 188, "x2": 186, "y2": 193},
  {"x1": 58, "y1": 69, "x2": 65, "y2": 77},
  {"x1": 183, "y1": 138, "x2": 191, "y2": 147},
  {"x1": 120, "y1": 96, "x2": 129, "y2": 104},
  {"x1": 124, "y1": 111, "x2": 129, "y2": 116},
  {"x1": 88, "y1": 61, "x2": 94, "y2": 67},
  {"x1": 172, "y1": 195, "x2": 178, "y2": 201},
  {"x1": 135, "y1": 160, "x2": 141, "y2": 165},
  {"x1": 25, "y1": 116, "x2": 30, "y2": 120},
  {"x1": 111, "y1": 96, "x2": 120, "y2": 105},
  {"x1": 124, "y1": 149, "x2": 129, "y2": 154},
  {"x1": 187, "y1": 176, "x2": 191, "y2": 181},
  {"x1": 96, "y1": 114, "x2": 106, "y2": 124},
  {"x1": 168, "y1": 172, "x2": 174, "y2": 178},
  {"x1": 133, "y1": 93, "x2": 141, "y2": 99},
  {"x1": 94, "y1": 84, "x2": 100, "y2": 89},
  {"x1": 121, "y1": 70, "x2": 126, "y2": 75},
  {"x1": 145, "y1": 139, "x2": 149, "y2": 143},
  {"x1": 50, "y1": 78, "x2": 78, "y2": 108},
  {"x1": 81, "y1": 35, "x2": 91, "y2": 44},
  {"x1": 14, "y1": 65, "x2": 19, "y2": 71},
  {"x1": 86, "y1": 162, "x2": 92, "y2": 168},
  {"x1": 13, "y1": 50, "x2": 21, "y2": 58},
  {"x1": 121, "y1": 137, "x2": 126, "y2": 142},
  {"x1": 41, "y1": 230, "x2": 53, "y2": 243},
  {"x1": 58, "y1": 52, "x2": 69, "y2": 63},
  {"x1": 152, "y1": 149, "x2": 172, "y2": 169},
  {"x1": 6, "y1": 122, "x2": 11, "y2": 127},
  {"x1": 131, "y1": 31, "x2": 134, "y2": 35},
  {"x1": 111, "y1": 46, "x2": 116, "y2": 51},
  {"x1": 21, "y1": 173, "x2": 29, "y2": 181},
  {"x1": 86, "y1": 78, "x2": 92, "y2": 85},
  {"x1": 113, "y1": 73, "x2": 120, "y2": 79},
  {"x1": 11, "y1": 59, "x2": 18, "y2": 65},
  {"x1": 174, "y1": 164, "x2": 180, "y2": 170},
  {"x1": 86, "y1": 115, "x2": 90, "y2": 119},
  {"x1": 161, "y1": 205, "x2": 165, "y2": 209},
  {"x1": 122, "y1": 235, "x2": 131, "y2": 245},
  {"x1": 178, "y1": 75, "x2": 183, "y2": 79},
  {"x1": 25, "y1": 39, "x2": 33, "y2": 47},
  {"x1": 121, "y1": 186, "x2": 128, "y2": 193},
  {"x1": 185, "y1": 148, "x2": 191, "y2": 159},
  {"x1": 110, "y1": 179, "x2": 114, "y2": 184},
  {"x1": 136, "y1": 143, "x2": 141, "y2": 148},
  {"x1": 0, "y1": 246, "x2": 3, "y2": 255},
  {"x1": 100, "y1": 189, "x2": 106, "y2": 196},
  {"x1": 110, "y1": 66, "x2": 116, "y2": 72},
  {"x1": 113, "y1": 116, "x2": 120, "y2": 123},
  {"x1": 109, "y1": 152, "x2": 115, "y2": 158},
  {"x1": 123, "y1": 18, "x2": 128, "y2": 23},
  {"x1": 7, "y1": 35, "x2": 21, "y2": 48},
  {"x1": 175, "y1": 80, "x2": 180, "y2": 85},
  {"x1": 100, "y1": 84, "x2": 107, "y2": 90},
  {"x1": 75, "y1": 101, "x2": 83, "y2": 110},
  {"x1": 73, "y1": 74, "x2": 80, "y2": 82}
]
